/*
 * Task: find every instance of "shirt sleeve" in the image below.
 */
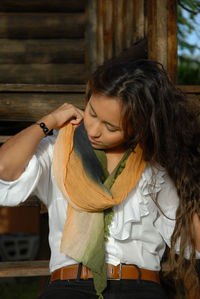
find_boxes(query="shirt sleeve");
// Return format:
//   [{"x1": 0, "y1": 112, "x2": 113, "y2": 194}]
[
  {"x1": 0, "y1": 133, "x2": 57, "y2": 207},
  {"x1": 154, "y1": 173, "x2": 200, "y2": 259}
]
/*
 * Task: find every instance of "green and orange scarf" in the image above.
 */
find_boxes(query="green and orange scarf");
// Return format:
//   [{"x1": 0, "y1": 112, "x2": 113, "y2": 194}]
[{"x1": 52, "y1": 122, "x2": 146, "y2": 297}]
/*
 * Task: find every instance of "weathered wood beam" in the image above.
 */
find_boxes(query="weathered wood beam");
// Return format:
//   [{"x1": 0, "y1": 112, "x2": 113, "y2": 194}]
[
  {"x1": 0, "y1": 92, "x2": 85, "y2": 122},
  {"x1": 0, "y1": 0, "x2": 87, "y2": 12},
  {"x1": 148, "y1": 0, "x2": 168, "y2": 69},
  {"x1": 0, "y1": 84, "x2": 86, "y2": 93},
  {"x1": 0, "y1": 39, "x2": 85, "y2": 64},
  {"x1": 97, "y1": 0, "x2": 104, "y2": 66},
  {"x1": 113, "y1": 0, "x2": 124, "y2": 57},
  {"x1": 0, "y1": 13, "x2": 85, "y2": 39},
  {"x1": 124, "y1": 0, "x2": 134, "y2": 48},
  {"x1": 177, "y1": 86, "x2": 200, "y2": 93},
  {"x1": 0, "y1": 260, "x2": 50, "y2": 277},
  {"x1": 85, "y1": 0, "x2": 98, "y2": 75},
  {"x1": 0, "y1": 64, "x2": 86, "y2": 84},
  {"x1": 103, "y1": 0, "x2": 113, "y2": 61},
  {"x1": 167, "y1": 0, "x2": 177, "y2": 83},
  {"x1": 87, "y1": 0, "x2": 146, "y2": 70},
  {"x1": 147, "y1": 0, "x2": 177, "y2": 82},
  {"x1": 133, "y1": 0, "x2": 145, "y2": 44}
]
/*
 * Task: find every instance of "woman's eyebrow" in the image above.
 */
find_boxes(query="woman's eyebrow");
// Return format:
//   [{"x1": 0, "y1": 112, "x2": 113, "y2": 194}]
[
  {"x1": 89, "y1": 102, "x2": 96, "y2": 115},
  {"x1": 89, "y1": 102, "x2": 121, "y2": 130}
]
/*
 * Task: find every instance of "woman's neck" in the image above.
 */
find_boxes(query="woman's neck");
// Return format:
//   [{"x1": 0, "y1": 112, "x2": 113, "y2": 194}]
[{"x1": 105, "y1": 149, "x2": 126, "y2": 174}]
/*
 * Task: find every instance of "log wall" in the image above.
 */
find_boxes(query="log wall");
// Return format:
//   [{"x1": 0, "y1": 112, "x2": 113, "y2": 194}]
[
  {"x1": 0, "y1": 0, "x2": 179, "y2": 139},
  {"x1": 0, "y1": 1, "x2": 87, "y2": 85}
]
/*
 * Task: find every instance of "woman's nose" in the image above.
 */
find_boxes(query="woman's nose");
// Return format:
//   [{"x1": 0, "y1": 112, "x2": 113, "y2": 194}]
[{"x1": 88, "y1": 121, "x2": 101, "y2": 138}]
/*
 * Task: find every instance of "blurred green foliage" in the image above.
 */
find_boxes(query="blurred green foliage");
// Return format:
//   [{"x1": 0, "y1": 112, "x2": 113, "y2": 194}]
[{"x1": 177, "y1": 0, "x2": 200, "y2": 84}]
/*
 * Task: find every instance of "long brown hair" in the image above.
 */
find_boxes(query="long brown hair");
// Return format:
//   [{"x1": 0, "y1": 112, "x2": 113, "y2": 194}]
[{"x1": 86, "y1": 60, "x2": 200, "y2": 296}]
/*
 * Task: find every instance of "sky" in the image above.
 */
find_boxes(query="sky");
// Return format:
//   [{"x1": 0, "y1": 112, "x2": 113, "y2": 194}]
[{"x1": 178, "y1": 10, "x2": 200, "y2": 57}]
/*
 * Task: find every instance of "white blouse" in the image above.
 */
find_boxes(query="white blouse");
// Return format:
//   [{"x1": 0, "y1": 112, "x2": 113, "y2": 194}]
[{"x1": 0, "y1": 133, "x2": 199, "y2": 273}]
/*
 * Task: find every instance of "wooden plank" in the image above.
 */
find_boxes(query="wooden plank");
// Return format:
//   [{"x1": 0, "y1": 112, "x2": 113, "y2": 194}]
[
  {"x1": 85, "y1": 0, "x2": 98, "y2": 75},
  {"x1": 147, "y1": 0, "x2": 168, "y2": 71},
  {"x1": 0, "y1": 93, "x2": 85, "y2": 122},
  {"x1": 0, "y1": 13, "x2": 85, "y2": 39},
  {"x1": 103, "y1": 0, "x2": 113, "y2": 61},
  {"x1": 0, "y1": 39, "x2": 85, "y2": 64},
  {"x1": 147, "y1": 0, "x2": 157, "y2": 61},
  {"x1": 124, "y1": 0, "x2": 133, "y2": 48},
  {"x1": 0, "y1": 0, "x2": 87, "y2": 12},
  {"x1": 136, "y1": 0, "x2": 145, "y2": 41},
  {"x1": 177, "y1": 86, "x2": 200, "y2": 93},
  {"x1": 143, "y1": 0, "x2": 148, "y2": 37},
  {"x1": 0, "y1": 260, "x2": 50, "y2": 277},
  {"x1": 0, "y1": 84, "x2": 86, "y2": 93},
  {"x1": 133, "y1": 0, "x2": 145, "y2": 43},
  {"x1": 167, "y1": 0, "x2": 177, "y2": 83},
  {"x1": 0, "y1": 64, "x2": 86, "y2": 84},
  {"x1": 156, "y1": 0, "x2": 168, "y2": 70},
  {"x1": 147, "y1": 0, "x2": 177, "y2": 78},
  {"x1": 97, "y1": 0, "x2": 104, "y2": 66},
  {"x1": 113, "y1": 0, "x2": 124, "y2": 57}
]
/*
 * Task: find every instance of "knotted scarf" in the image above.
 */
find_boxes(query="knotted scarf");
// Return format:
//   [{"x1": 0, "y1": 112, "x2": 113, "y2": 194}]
[{"x1": 52, "y1": 122, "x2": 146, "y2": 296}]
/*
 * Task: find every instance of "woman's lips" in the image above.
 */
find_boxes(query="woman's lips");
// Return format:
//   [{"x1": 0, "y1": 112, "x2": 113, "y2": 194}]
[{"x1": 88, "y1": 136, "x2": 100, "y2": 144}]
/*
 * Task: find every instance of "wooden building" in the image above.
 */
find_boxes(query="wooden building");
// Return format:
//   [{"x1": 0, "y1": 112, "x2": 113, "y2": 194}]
[
  {"x1": 0, "y1": 0, "x2": 199, "y2": 295},
  {"x1": 0, "y1": 0, "x2": 179, "y2": 141}
]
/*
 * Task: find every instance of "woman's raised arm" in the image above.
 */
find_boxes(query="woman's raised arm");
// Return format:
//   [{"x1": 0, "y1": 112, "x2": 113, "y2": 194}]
[{"x1": 0, "y1": 103, "x2": 84, "y2": 181}]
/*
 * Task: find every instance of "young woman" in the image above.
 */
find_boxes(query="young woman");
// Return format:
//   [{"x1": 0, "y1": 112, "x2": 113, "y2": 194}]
[{"x1": 0, "y1": 60, "x2": 199, "y2": 299}]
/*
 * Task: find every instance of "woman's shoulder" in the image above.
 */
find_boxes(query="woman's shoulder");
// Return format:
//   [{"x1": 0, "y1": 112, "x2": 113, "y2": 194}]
[{"x1": 140, "y1": 164, "x2": 179, "y2": 210}]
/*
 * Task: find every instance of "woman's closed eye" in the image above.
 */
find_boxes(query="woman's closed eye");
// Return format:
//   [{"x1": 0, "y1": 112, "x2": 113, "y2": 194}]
[
  {"x1": 106, "y1": 124, "x2": 119, "y2": 132},
  {"x1": 89, "y1": 111, "x2": 97, "y2": 118}
]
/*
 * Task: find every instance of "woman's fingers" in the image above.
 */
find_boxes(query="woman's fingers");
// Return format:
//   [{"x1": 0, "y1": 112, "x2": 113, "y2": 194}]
[{"x1": 50, "y1": 103, "x2": 84, "y2": 129}]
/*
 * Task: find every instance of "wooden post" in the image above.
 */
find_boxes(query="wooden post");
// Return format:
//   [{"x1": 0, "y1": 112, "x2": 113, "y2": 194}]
[
  {"x1": 147, "y1": 0, "x2": 177, "y2": 82},
  {"x1": 167, "y1": 0, "x2": 177, "y2": 83}
]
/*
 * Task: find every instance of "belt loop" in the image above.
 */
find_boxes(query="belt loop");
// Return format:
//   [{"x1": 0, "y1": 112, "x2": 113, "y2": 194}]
[
  {"x1": 119, "y1": 263, "x2": 122, "y2": 280},
  {"x1": 61, "y1": 267, "x2": 64, "y2": 280},
  {"x1": 77, "y1": 263, "x2": 82, "y2": 281},
  {"x1": 132, "y1": 264, "x2": 141, "y2": 283},
  {"x1": 81, "y1": 264, "x2": 88, "y2": 280}
]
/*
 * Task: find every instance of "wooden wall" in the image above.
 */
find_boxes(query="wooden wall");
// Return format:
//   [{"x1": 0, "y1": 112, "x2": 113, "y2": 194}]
[
  {"x1": 0, "y1": 0, "x2": 87, "y2": 84},
  {"x1": 0, "y1": 0, "x2": 88, "y2": 138},
  {"x1": 86, "y1": 0, "x2": 148, "y2": 75},
  {"x1": 147, "y1": 0, "x2": 177, "y2": 82},
  {"x1": 86, "y1": 0, "x2": 177, "y2": 81},
  {"x1": 0, "y1": 0, "x2": 180, "y2": 141}
]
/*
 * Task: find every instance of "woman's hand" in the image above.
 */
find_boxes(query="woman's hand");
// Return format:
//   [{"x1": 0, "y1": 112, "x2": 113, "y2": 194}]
[
  {"x1": 0, "y1": 103, "x2": 84, "y2": 181},
  {"x1": 48, "y1": 103, "x2": 84, "y2": 129}
]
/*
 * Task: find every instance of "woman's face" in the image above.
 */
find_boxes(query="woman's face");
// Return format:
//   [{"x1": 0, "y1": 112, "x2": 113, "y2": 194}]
[{"x1": 84, "y1": 93, "x2": 125, "y2": 152}]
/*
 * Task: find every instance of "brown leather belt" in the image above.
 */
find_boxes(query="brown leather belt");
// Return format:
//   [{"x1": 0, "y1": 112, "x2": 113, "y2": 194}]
[{"x1": 50, "y1": 264, "x2": 160, "y2": 284}]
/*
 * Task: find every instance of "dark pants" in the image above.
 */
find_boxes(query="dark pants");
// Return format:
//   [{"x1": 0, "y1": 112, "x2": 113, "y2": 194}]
[{"x1": 38, "y1": 279, "x2": 169, "y2": 299}]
